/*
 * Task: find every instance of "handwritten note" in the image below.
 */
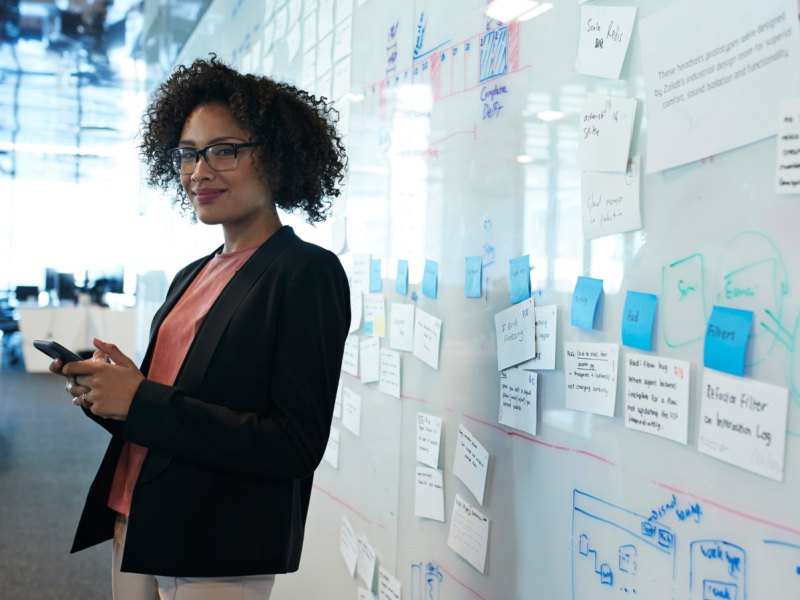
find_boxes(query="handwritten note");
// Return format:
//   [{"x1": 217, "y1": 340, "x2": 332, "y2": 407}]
[
  {"x1": 577, "y1": 93, "x2": 637, "y2": 172},
  {"x1": 396, "y1": 259, "x2": 409, "y2": 296},
  {"x1": 379, "y1": 349, "x2": 401, "y2": 398},
  {"x1": 703, "y1": 305, "x2": 753, "y2": 376},
  {"x1": 564, "y1": 342, "x2": 620, "y2": 416},
  {"x1": 494, "y1": 298, "x2": 536, "y2": 370},
  {"x1": 340, "y1": 515, "x2": 358, "y2": 577},
  {"x1": 624, "y1": 353, "x2": 690, "y2": 444},
  {"x1": 571, "y1": 276, "x2": 604, "y2": 330},
  {"x1": 378, "y1": 567, "x2": 402, "y2": 600},
  {"x1": 777, "y1": 98, "x2": 800, "y2": 192},
  {"x1": 499, "y1": 368, "x2": 538, "y2": 436},
  {"x1": 575, "y1": 5, "x2": 637, "y2": 79},
  {"x1": 369, "y1": 259, "x2": 382, "y2": 292},
  {"x1": 465, "y1": 256, "x2": 483, "y2": 298},
  {"x1": 416, "y1": 412, "x2": 442, "y2": 468},
  {"x1": 323, "y1": 426, "x2": 340, "y2": 468},
  {"x1": 581, "y1": 156, "x2": 642, "y2": 239},
  {"x1": 519, "y1": 304, "x2": 557, "y2": 370},
  {"x1": 357, "y1": 534, "x2": 377, "y2": 588},
  {"x1": 447, "y1": 495, "x2": 490, "y2": 574},
  {"x1": 413, "y1": 309, "x2": 442, "y2": 370},
  {"x1": 342, "y1": 334, "x2": 359, "y2": 376},
  {"x1": 350, "y1": 292, "x2": 362, "y2": 333},
  {"x1": 621, "y1": 290, "x2": 657, "y2": 351},
  {"x1": 342, "y1": 387, "x2": 362, "y2": 436},
  {"x1": 509, "y1": 255, "x2": 531, "y2": 304},
  {"x1": 363, "y1": 293, "x2": 386, "y2": 337},
  {"x1": 698, "y1": 369, "x2": 789, "y2": 481},
  {"x1": 415, "y1": 466, "x2": 445, "y2": 522},
  {"x1": 351, "y1": 254, "x2": 371, "y2": 294},
  {"x1": 453, "y1": 425, "x2": 490, "y2": 505},
  {"x1": 422, "y1": 259, "x2": 439, "y2": 299},
  {"x1": 389, "y1": 303, "x2": 414, "y2": 352},
  {"x1": 359, "y1": 337, "x2": 380, "y2": 384}
]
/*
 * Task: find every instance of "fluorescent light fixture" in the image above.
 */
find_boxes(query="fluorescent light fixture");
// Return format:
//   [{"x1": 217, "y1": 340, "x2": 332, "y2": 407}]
[
  {"x1": 485, "y1": 0, "x2": 539, "y2": 23},
  {"x1": 518, "y1": 2, "x2": 554, "y2": 21},
  {"x1": 537, "y1": 110, "x2": 566, "y2": 122},
  {"x1": 516, "y1": 154, "x2": 535, "y2": 164}
]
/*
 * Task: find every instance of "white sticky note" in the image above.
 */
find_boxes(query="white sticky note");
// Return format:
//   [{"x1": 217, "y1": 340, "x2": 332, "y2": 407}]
[
  {"x1": 415, "y1": 466, "x2": 445, "y2": 522},
  {"x1": 494, "y1": 298, "x2": 537, "y2": 371},
  {"x1": 287, "y1": 21, "x2": 302, "y2": 62},
  {"x1": 575, "y1": 5, "x2": 637, "y2": 79},
  {"x1": 698, "y1": 369, "x2": 789, "y2": 481},
  {"x1": 351, "y1": 254, "x2": 371, "y2": 294},
  {"x1": 359, "y1": 337, "x2": 380, "y2": 384},
  {"x1": 323, "y1": 426, "x2": 340, "y2": 469},
  {"x1": 363, "y1": 293, "x2": 386, "y2": 337},
  {"x1": 358, "y1": 588, "x2": 376, "y2": 600},
  {"x1": 577, "y1": 93, "x2": 637, "y2": 172},
  {"x1": 332, "y1": 57, "x2": 352, "y2": 103},
  {"x1": 416, "y1": 412, "x2": 442, "y2": 468},
  {"x1": 357, "y1": 534, "x2": 377, "y2": 589},
  {"x1": 453, "y1": 425, "x2": 490, "y2": 505},
  {"x1": 342, "y1": 335, "x2": 359, "y2": 376},
  {"x1": 333, "y1": 379, "x2": 343, "y2": 418},
  {"x1": 342, "y1": 387, "x2": 362, "y2": 436},
  {"x1": 447, "y1": 494, "x2": 489, "y2": 574},
  {"x1": 581, "y1": 156, "x2": 642, "y2": 240},
  {"x1": 624, "y1": 353, "x2": 691, "y2": 444},
  {"x1": 564, "y1": 342, "x2": 620, "y2": 416},
  {"x1": 519, "y1": 304, "x2": 557, "y2": 370},
  {"x1": 390, "y1": 303, "x2": 415, "y2": 352},
  {"x1": 342, "y1": 335, "x2": 359, "y2": 377},
  {"x1": 640, "y1": 0, "x2": 800, "y2": 174},
  {"x1": 340, "y1": 515, "x2": 358, "y2": 577},
  {"x1": 318, "y1": 0, "x2": 335, "y2": 39},
  {"x1": 350, "y1": 292, "x2": 363, "y2": 334},
  {"x1": 333, "y1": 17, "x2": 352, "y2": 63},
  {"x1": 378, "y1": 566, "x2": 402, "y2": 600},
  {"x1": 777, "y1": 98, "x2": 800, "y2": 193},
  {"x1": 413, "y1": 309, "x2": 442, "y2": 370},
  {"x1": 499, "y1": 368, "x2": 538, "y2": 436},
  {"x1": 379, "y1": 349, "x2": 401, "y2": 398}
]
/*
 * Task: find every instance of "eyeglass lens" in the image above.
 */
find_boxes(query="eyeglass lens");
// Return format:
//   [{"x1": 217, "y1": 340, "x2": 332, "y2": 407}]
[{"x1": 170, "y1": 144, "x2": 241, "y2": 174}]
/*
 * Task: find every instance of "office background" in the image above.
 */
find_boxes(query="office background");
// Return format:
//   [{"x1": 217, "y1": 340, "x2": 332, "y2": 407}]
[{"x1": 2, "y1": 1, "x2": 800, "y2": 599}]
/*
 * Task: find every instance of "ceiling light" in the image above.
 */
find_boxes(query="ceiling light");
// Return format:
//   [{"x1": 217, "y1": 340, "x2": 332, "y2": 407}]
[
  {"x1": 516, "y1": 154, "x2": 534, "y2": 164},
  {"x1": 537, "y1": 110, "x2": 566, "y2": 122},
  {"x1": 518, "y1": 2, "x2": 554, "y2": 21},
  {"x1": 485, "y1": 0, "x2": 539, "y2": 23}
]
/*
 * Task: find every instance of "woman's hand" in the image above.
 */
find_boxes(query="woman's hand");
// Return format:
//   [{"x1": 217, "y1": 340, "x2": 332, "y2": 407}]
[{"x1": 61, "y1": 338, "x2": 145, "y2": 421}]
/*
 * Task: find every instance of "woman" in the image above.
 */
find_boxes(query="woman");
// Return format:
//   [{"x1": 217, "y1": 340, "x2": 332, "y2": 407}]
[{"x1": 53, "y1": 56, "x2": 350, "y2": 599}]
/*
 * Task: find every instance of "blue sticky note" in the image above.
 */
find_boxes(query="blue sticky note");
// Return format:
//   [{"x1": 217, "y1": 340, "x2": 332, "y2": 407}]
[
  {"x1": 465, "y1": 256, "x2": 482, "y2": 298},
  {"x1": 621, "y1": 291, "x2": 658, "y2": 351},
  {"x1": 571, "y1": 276, "x2": 604, "y2": 330},
  {"x1": 422, "y1": 259, "x2": 438, "y2": 299},
  {"x1": 396, "y1": 260, "x2": 409, "y2": 296},
  {"x1": 509, "y1": 255, "x2": 531, "y2": 304},
  {"x1": 370, "y1": 259, "x2": 382, "y2": 292},
  {"x1": 703, "y1": 305, "x2": 753, "y2": 376}
]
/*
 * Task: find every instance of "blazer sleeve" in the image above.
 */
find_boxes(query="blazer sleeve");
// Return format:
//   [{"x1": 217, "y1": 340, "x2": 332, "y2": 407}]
[{"x1": 123, "y1": 250, "x2": 351, "y2": 479}]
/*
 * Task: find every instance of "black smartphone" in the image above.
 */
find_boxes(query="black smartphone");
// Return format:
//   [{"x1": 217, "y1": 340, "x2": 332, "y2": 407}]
[{"x1": 33, "y1": 340, "x2": 83, "y2": 363}]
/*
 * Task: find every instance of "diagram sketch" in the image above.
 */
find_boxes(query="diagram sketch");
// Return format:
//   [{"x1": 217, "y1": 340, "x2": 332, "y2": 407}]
[
  {"x1": 573, "y1": 490, "x2": 676, "y2": 599},
  {"x1": 689, "y1": 540, "x2": 747, "y2": 600},
  {"x1": 410, "y1": 561, "x2": 443, "y2": 600}
]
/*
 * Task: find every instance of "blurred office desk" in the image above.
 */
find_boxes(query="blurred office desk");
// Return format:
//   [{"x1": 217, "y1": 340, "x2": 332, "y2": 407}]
[{"x1": 17, "y1": 306, "x2": 137, "y2": 373}]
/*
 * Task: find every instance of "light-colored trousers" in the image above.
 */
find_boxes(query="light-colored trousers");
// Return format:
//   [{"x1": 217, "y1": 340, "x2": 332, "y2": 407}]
[{"x1": 112, "y1": 514, "x2": 275, "y2": 600}]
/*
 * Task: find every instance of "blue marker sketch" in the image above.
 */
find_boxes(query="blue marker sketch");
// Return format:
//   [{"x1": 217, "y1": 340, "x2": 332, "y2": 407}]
[
  {"x1": 412, "y1": 12, "x2": 450, "y2": 61},
  {"x1": 410, "y1": 561, "x2": 443, "y2": 600},
  {"x1": 573, "y1": 490, "x2": 675, "y2": 599},
  {"x1": 479, "y1": 26, "x2": 509, "y2": 82},
  {"x1": 689, "y1": 540, "x2": 746, "y2": 600},
  {"x1": 763, "y1": 540, "x2": 800, "y2": 594}
]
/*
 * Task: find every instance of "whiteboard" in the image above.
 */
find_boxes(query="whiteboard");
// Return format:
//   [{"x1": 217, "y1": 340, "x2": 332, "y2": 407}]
[{"x1": 170, "y1": 0, "x2": 800, "y2": 598}]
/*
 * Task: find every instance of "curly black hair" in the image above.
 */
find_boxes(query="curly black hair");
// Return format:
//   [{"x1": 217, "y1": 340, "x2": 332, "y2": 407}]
[{"x1": 139, "y1": 55, "x2": 346, "y2": 223}]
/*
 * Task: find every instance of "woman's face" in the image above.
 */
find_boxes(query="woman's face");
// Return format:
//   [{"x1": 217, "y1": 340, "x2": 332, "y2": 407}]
[{"x1": 178, "y1": 102, "x2": 272, "y2": 228}]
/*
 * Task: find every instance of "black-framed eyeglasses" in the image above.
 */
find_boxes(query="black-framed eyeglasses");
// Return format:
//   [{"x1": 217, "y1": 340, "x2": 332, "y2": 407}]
[{"x1": 168, "y1": 142, "x2": 259, "y2": 175}]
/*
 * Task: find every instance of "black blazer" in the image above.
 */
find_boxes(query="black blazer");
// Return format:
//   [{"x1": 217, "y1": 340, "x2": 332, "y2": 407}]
[{"x1": 71, "y1": 226, "x2": 351, "y2": 577}]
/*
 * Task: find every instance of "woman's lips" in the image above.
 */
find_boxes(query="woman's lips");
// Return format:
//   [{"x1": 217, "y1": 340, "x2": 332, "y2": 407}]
[{"x1": 193, "y1": 188, "x2": 224, "y2": 204}]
